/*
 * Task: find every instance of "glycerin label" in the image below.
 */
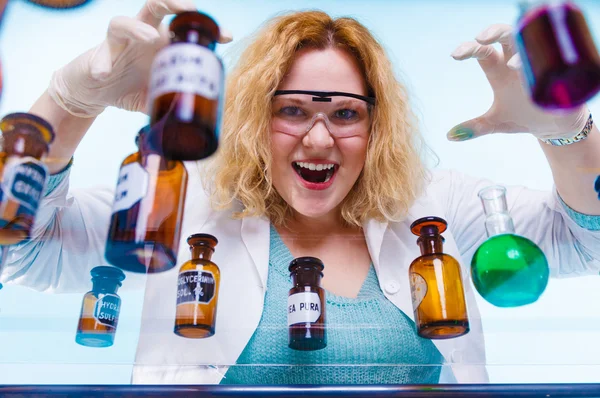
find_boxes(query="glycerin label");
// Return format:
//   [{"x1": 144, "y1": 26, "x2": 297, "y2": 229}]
[
  {"x1": 94, "y1": 294, "x2": 121, "y2": 328},
  {"x1": 111, "y1": 163, "x2": 149, "y2": 214},
  {"x1": 176, "y1": 270, "x2": 216, "y2": 305},
  {"x1": 149, "y1": 43, "x2": 223, "y2": 102},
  {"x1": 287, "y1": 292, "x2": 322, "y2": 326},
  {"x1": 0, "y1": 157, "x2": 47, "y2": 212}
]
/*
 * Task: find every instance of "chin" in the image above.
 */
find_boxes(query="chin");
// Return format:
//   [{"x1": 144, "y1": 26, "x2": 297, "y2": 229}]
[{"x1": 289, "y1": 198, "x2": 341, "y2": 219}]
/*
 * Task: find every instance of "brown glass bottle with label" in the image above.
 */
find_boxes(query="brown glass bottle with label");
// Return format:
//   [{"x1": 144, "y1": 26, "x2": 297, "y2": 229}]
[
  {"x1": 75, "y1": 266, "x2": 125, "y2": 348},
  {"x1": 288, "y1": 257, "x2": 326, "y2": 351},
  {"x1": 105, "y1": 126, "x2": 187, "y2": 273},
  {"x1": 147, "y1": 11, "x2": 224, "y2": 161},
  {"x1": 409, "y1": 216, "x2": 469, "y2": 339},
  {"x1": 174, "y1": 233, "x2": 221, "y2": 338},
  {"x1": 0, "y1": 113, "x2": 54, "y2": 245}
]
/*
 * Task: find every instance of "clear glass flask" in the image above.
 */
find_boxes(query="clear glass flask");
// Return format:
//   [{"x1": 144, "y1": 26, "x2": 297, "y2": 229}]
[{"x1": 471, "y1": 186, "x2": 550, "y2": 307}]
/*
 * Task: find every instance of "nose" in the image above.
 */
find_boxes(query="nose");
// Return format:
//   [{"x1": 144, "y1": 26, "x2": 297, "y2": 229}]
[{"x1": 302, "y1": 116, "x2": 334, "y2": 149}]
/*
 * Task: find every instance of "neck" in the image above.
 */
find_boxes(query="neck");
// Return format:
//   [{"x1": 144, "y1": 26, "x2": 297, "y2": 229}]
[{"x1": 284, "y1": 209, "x2": 354, "y2": 236}]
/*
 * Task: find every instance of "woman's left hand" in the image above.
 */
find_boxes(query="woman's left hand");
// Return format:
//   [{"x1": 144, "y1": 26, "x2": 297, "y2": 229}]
[{"x1": 447, "y1": 23, "x2": 590, "y2": 142}]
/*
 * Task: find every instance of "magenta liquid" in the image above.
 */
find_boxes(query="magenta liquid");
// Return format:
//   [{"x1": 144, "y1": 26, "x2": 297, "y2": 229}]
[{"x1": 515, "y1": 1, "x2": 600, "y2": 110}]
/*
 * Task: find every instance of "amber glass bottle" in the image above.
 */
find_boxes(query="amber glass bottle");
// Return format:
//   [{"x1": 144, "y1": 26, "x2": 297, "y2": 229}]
[
  {"x1": 75, "y1": 266, "x2": 125, "y2": 348},
  {"x1": 288, "y1": 257, "x2": 327, "y2": 351},
  {"x1": 174, "y1": 233, "x2": 221, "y2": 338},
  {"x1": 105, "y1": 126, "x2": 188, "y2": 273},
  {"x1": 0, "y1": 113, "x2": 54, "y2": 245},
  {"x1": 409, "y1": 216, "x2": 469, "y2": 339},
  {"x1": 147, "y1": 11, "x2": 224, "y2": 161}
]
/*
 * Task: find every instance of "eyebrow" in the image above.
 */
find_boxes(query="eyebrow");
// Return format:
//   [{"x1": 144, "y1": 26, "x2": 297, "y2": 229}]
[
  {"x1": 272, "y1": 97, "x2": 366, "y2": 109},
  {"x1": 274, "y1": 90, "x2": 376, "y2": 105}
]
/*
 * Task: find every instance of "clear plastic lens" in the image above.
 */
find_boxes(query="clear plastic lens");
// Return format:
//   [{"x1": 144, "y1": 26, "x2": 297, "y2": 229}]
[{"x1": 271, "y1": 94, "x2": 371, "y2": 138}]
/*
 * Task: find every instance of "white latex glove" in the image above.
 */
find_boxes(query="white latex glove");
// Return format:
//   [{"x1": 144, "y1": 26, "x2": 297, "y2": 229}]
[
  {"x1": 48, "y1": 0, "x2": 233, "y2": 117},
  {"x1": 448, "y1": 23, "x2": 590, "y2": 142}
]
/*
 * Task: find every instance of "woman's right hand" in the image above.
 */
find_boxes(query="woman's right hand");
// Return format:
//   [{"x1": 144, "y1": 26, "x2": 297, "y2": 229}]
[{"x1": 48, "y1": 0, "x2": 232, "y2": 118}]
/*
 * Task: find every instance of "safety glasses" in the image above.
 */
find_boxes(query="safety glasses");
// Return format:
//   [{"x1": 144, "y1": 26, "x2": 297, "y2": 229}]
[{"x1": 271, "y1": 90, "x2": 375, "y2": 138}]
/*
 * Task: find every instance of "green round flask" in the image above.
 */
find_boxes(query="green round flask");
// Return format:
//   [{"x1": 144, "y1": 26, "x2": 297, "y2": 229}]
[
  {"x1": 471, "y1": 234, "x2": 549, "y2": 307},
  {"x1": 471, "y1": 186, "x2": 549, "y2": 307}
]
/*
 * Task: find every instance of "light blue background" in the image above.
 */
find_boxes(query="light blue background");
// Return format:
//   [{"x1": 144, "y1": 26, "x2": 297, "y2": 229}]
[{"x1": 0, "y1": 0, "x2": 599, "y2": 384}]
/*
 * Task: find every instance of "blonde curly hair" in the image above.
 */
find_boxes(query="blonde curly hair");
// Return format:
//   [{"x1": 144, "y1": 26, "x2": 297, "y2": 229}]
[{"x1": 208, "y1": 10, "x2": 428, "y2": 227}]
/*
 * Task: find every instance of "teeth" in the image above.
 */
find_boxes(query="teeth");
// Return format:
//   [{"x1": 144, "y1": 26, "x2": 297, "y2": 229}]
[{"x1": 294, "y1": 162, "x2": 335, "y2": 170}]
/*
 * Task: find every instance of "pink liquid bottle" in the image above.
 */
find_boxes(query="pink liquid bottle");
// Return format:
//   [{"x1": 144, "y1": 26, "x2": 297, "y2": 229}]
[{"x1": 515, "y1": 1, "x2": 600, "y2": 110}]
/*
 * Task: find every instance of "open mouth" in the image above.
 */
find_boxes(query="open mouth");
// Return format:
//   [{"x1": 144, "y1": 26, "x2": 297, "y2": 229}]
[{"x1": 292, "y1": 161, "x2": 338, "y2": 184}]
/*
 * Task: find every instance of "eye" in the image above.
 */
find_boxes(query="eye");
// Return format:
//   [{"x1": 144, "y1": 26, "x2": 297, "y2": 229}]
[
  {"x1": 278, "y1": 106, "x2": 305, "y2": 117},
  {"x1": 333, "y1": 109, "x2": 358, "y2": 121}
]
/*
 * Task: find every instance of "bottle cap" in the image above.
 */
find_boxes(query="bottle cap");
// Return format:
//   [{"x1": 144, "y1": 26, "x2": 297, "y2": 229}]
[
  {"x1": 289, "y1": 256, "x2": 324, "y2": 276},
  {"x1": 410, "y1": 216, "x2": 447, "y2": 236},
  {"x1": 91, "y1": 266, "x2": 126, "y2": 284},
  {"x1": 170, "y1": 11, "x2": 220, "y2": 44},
  {"x1": 187, "y1": 233, "x2": 218, "y2": 248},
  {"x1": 0, "y1": 112, "x2": 55, "y2": 144},
  {"x1": 134, "y1": 125, "x2": 149, "y2": 148}
]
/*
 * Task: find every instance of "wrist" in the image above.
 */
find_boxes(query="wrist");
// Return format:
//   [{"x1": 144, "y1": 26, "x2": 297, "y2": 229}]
[
  {"x1": 540, "y1": 112, "x2": 594, "y2": 147},
  {"x1": 47, "y1": 70, "x2": 105, "y2": 118}
]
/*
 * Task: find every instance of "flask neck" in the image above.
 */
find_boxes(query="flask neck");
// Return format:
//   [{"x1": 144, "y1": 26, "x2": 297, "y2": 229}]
[
  {"x1": 479, "y1": 186, "x2": 516, "y2": 237},
  {"x1": 191, "y1": 246, "x2": 214, "y2": 261},
  {"x1": 417, "y1": 236, "x2": 444, "y2": 255},
  {"x1": 485, "y1": 214, "x2": 516, "y2": 237}
]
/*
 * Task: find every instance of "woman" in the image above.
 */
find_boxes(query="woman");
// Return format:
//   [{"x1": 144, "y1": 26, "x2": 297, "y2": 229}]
[{"x1": 3, "y1": 0, "x2": 599, "y2": 385}]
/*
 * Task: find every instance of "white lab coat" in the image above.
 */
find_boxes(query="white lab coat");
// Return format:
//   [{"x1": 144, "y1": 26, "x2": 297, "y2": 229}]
[{"x1": 2, "y1": 161, "x2": 599, "y2": 384}]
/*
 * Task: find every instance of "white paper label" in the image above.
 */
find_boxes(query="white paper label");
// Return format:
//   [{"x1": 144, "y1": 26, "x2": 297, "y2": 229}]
[
  {"x1": 0, "y1": 156, "x2": 47, "y2": 212},
  {"x1": 287, "y1": 292, "x2": 322, "y2": 326},
  {"x1": 94, "y1": 293, "x2": 120, "y2": 328},
  {"x1": 148, "y1": 43, "x2": 222, "y2": 102},
  {"x1": 410, "y1": 272, "x2": 428, "y2": 310},
  {"x1": 111, "y1": 163, "x2": 149, "y2": 214}
]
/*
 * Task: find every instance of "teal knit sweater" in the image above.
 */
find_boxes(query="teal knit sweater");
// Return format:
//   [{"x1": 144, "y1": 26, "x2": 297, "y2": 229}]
[{"x1": 221, "y1": 226, "x2": 444, "y2": 384}]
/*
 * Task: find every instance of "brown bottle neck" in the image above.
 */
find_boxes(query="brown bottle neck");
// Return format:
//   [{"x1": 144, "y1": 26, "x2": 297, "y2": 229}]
[
  {"x1": 172, "y1": 28, "x2": 216, "y2": 49},
  {"x1": 1, "y1": 131, "x2": 48, "y2": 159},
  {"x1": 191, "y1": 246, "x2": 215, "y2": 261},
  {"x1": 291, "y1": 271, "x2": 323, "y2": 288},
  {"x1": 417, "y1": 236, "x2": 444, "y2": 256},
  {"x1": 139, "y1": 151, "x2": 176, "y2": 172}
]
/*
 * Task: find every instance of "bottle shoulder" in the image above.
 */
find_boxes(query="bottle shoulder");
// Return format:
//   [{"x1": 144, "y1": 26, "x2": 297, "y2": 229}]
[
  {"x1": 482, "y1": 233, "x2": 540, "y2": 248},
  {"x1": 121, "y1": 152, "x2": 141, "y2": 166},
  {"x1": 410, "y1": 253, "x2": 460, "y2": 268},
  {"x1": 179, "y1": 260, "x2": 220, "y2": 273}
]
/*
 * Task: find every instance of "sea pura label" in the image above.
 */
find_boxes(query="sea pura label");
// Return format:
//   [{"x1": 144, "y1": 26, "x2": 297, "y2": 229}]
[
  {"x1": 176, "y1": 270, "x2": 216, "y2": 305},
  {"x1": 0, "y1": 157, "x2": 47, "y2": 212},
  {"x1": 287, "y1": 292, "x2": 322, "y2": 326},
  {"x1": 410, "y1": 272, "x2": 428, "y2": 310},
  {"x1": 149, "y1": 43, "x2": 223, "y2": 102},
  {"x1": 94, "y1": 294, "x2": 121, "y2": 328},
  {"x1": 111, "y1": 162, "x2": 149, "y2": 214}
]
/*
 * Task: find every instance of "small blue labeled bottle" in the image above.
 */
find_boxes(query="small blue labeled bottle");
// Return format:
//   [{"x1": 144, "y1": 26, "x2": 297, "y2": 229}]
[{"x1": 75, "y1": 266, "x2": 125, "y2": 348}]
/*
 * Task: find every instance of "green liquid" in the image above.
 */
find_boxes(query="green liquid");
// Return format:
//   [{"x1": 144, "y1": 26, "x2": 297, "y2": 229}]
[{"x1": 471, "y1": 234, "x2": 549, "y2": 307}]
